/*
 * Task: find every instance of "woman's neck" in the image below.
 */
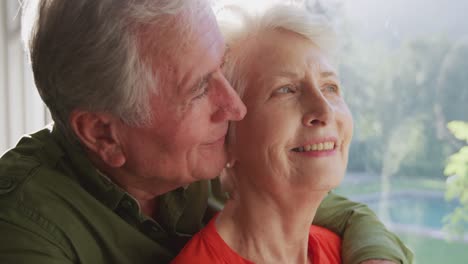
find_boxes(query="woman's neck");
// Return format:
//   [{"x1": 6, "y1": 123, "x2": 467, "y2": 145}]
[{"x1": 216, "y1": 182, "x2": 328, "y2": 264}]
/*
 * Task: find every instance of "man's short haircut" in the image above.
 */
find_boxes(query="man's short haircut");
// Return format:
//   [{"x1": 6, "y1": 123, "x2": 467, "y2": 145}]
[{"x1": 22, "y1": 0, "x2": 208, "y2": 138}]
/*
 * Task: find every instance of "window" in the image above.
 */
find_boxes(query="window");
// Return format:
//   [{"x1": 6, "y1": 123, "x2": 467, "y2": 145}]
[
  {"x1": 0, "y1": 0, "x2": 50, "y2": 154},
  {"x1": 224, "y1": 0, "x2": 468, "y2": 263},
  {"x1": 331, "y1": 1, "x2": 467, "y2": 263}
]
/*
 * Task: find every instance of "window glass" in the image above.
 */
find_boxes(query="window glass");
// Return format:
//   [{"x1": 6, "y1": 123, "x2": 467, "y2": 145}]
[
  {"x1": 225, "y1": 0, "x2": 468, "y2": 263},
  {"x1": 0, "y1": 0, "x2": 48, "y2": 154},
  {"x1": 333, "y1": 1, "x2": 467, "y2": 263}
]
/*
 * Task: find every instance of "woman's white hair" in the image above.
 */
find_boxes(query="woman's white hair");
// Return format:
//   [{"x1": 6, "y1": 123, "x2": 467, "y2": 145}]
[
  {"x1": 217, "y1": 4, "x2": 337, "y2": 196},
  {"x1": 22, "y1": 0, "x2": 209, "y2": 139},
  {"x1": 219, "y1": 4, "x2": 337, "y2": 99}
]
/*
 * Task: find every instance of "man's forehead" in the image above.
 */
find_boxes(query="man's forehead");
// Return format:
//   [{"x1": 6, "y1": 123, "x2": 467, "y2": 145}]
[{"x1": 170, "y1": 11, "x2": 225, "y2": 95}]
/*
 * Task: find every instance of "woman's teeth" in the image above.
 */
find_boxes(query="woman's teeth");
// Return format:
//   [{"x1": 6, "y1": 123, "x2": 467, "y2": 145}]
[{"x1": 293, "y1": 141, "x2": 335, "y2": 152}]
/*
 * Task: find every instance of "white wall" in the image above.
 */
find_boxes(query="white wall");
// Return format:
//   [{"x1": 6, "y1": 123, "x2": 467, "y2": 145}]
[{"x1": 0, "y1": 0, "x2": 50, "y2": 155}]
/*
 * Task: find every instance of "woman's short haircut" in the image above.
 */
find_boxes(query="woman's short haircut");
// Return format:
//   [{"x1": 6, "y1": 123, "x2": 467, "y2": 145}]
[
  {"x1": 218, "y1": 4, "x2": 337, "y2": 100},
  {"x1": 22, "y1": 0, "x2": 208, "y2": 138}
]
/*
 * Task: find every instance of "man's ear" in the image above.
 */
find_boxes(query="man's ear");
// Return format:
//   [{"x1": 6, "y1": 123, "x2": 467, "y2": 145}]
[{"x1": 69, "y1": 110, "x2": 126, "y2": 168}]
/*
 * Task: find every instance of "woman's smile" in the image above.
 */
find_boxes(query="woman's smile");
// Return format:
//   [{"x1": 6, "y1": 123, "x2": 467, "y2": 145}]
[{"x1": 291, "y1": 138, "x2": 339, "y2": 157}]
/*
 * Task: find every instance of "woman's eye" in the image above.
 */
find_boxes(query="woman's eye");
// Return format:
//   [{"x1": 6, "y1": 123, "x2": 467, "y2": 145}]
[
  {"x1": 275, "y1": 86, "x2": 295, "y2": 94},
  {"x1": 323, "y1": 84, "x2": 339, "y2": 94}
]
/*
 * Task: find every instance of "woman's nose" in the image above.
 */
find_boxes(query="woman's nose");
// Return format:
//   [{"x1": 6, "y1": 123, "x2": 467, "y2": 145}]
[{"x1": 302, "y1": 91, "x2": 334, "y2": 127}]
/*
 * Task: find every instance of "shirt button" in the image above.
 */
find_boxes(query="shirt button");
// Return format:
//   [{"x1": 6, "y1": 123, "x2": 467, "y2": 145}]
[{"x1": 122, "y1": 200, "x2": 133, "y2": 209}]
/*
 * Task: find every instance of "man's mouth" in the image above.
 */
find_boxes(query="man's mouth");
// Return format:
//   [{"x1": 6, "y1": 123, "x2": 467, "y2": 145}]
[{"x1": 291, "y1": 141, "x2": 336, "y2": 153}]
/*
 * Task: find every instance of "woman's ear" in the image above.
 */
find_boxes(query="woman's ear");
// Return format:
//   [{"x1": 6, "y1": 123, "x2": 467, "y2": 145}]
[
  {"x1": 225, "y1": 159, "x2": 236, "y2": 169},
  {"x1": 225, "y1": 142, "x2": 238, "y2": 169},
  {"x1": 221, "y1": 149, "x2": 239, "y2": 200},
  {"x1": 225, "y1": 121, "x2": 239, "y2": 169},
  {"x1": 69, "y1": 110, "x2": 126, "y2": 168}
]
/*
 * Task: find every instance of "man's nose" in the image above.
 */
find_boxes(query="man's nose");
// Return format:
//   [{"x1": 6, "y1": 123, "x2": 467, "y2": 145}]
[{"x1": 210, "y1": 71, "x2": 247, "y2": 122}]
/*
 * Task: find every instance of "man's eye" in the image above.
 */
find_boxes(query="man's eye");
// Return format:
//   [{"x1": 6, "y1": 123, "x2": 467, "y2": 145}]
[
  {"x1": 193, "y1": 85, "x2": 209, "y2": 100},
  {"x1": 192, "y1": 75, "x2": 211, "y2": 100},
  {"x1": 275, "y1": 86, "x2": 295, "y2": 94}
]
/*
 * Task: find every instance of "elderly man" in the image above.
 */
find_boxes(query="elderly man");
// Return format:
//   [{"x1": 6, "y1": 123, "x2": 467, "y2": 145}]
[{"x1": 0, "y1": 0, "x2": 412, "y2": 263}]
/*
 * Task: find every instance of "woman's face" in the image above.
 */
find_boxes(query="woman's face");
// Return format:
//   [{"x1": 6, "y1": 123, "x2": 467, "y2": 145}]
[{"x1": 231, "y1": 30, "x2": 353, "y2": 193}]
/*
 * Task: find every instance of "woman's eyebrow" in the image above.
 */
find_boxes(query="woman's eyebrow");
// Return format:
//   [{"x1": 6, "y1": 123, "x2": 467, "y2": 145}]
[
  {"x1": 321, "y1": 71, "x2": 338, "y2": 78},
  {"x1": 274, "y1": 67, "x2": 304, "y2": 79},
  {"x1": 271, "y1": 70, "x2": 337, "y2": 80}
]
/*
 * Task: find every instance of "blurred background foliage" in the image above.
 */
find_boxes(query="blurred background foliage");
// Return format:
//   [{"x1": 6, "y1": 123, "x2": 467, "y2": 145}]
[
  {"x1": 337, "y1": 30, "x2": 468, "y2": 263},
  {"x1": 444, "y1": 121, "x2": 468, "y2": 237},
  {"x1": 341, "y1": 37, "x2": 468, "y2": 179},
  {"x1": 302, "y1": 0, "x2": 468, "y2": 261}
]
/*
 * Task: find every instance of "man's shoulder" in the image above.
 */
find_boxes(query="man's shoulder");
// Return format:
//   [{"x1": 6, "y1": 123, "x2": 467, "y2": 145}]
[
  {"x1": 0, "y1": 126, "x2": 110, "y2": 242},
  {"x1": 0, "y1": 126, "x2": 74, "y2": 196},
  {"x1": 0, "y1": 128, "x2": 173, "y2": 263},
  {"x1": 0, "y1": 127, "x2": 82, "y2": 258},
  {"x1": 0, "y1": 127, "x2": 109, "y2": 226},
  {"x1": 0, "y1": 127, "x2": 62, "y2": 194}
]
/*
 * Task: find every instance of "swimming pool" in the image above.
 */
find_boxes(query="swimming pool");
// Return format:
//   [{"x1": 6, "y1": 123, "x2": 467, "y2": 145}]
[{"x1": 350, "y1": 190, "x2": 468, "y2": 240}]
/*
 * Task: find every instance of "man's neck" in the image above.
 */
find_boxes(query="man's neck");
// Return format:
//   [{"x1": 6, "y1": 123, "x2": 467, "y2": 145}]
[
  {"x1": 89, "y1": 157, "x2": 171, "y2": 219},
  {"x1": 138, "y1": 197, "x2": 160, "y2": 219},
  {"x1": 123, "y1": 186, "x2": 160, "y2": 218}
]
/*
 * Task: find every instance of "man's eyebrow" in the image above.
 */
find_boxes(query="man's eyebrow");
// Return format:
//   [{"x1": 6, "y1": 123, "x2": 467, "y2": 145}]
[
  {"x1": 191, "y1": 74, "x2": 210, "y2": 93},
  {"x1": 190, "y1": 54, "x2": 226, "y2": 94},
  {"x1": 220, "y1": 53, "x2": 227, "y2": 68}
]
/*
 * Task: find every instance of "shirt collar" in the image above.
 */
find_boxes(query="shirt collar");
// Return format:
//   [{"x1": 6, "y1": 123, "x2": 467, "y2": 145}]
[
  {"x1": 51, "y1": 125, "x2": 126, "y2": 210},
  {"x1": 49, "y1": 124, "x2": 193, "y2": 234}
]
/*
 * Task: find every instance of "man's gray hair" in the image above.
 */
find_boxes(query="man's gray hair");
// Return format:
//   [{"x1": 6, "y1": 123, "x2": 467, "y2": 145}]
[
  {"x1": 218, "y1": 4, "x2": 337, "y2": 100},
  {"x1": 22, "y1": 0, "x2": 208, "y2": 137}
]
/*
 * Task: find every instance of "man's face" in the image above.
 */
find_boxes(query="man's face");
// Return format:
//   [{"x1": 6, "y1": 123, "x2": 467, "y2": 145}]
[{"x1": 118, "y1": 7, "x2": 246, "y2": 193}]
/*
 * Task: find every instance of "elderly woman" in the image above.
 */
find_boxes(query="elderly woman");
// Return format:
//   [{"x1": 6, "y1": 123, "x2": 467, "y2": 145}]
[{"x1": 172, "y1": 5, "x2": 352, "y2": 263}]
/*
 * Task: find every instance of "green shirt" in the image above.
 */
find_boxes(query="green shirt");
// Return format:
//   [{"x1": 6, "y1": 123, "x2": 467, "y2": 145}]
[{"x1": 0, "y1": 126, "x2": 413, "y2": 264}]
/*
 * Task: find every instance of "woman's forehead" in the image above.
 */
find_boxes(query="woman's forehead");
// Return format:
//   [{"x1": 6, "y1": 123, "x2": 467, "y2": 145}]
[
  {"x1": 250, "y1": 34, "x2": 337, "y2": 82},
  {"x1": 258, "y1": 31, "x2": 330, "y2": 65}
]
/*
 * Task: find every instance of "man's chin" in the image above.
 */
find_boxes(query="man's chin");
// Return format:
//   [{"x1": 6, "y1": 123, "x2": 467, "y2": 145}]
[{"x1": 195, "y1": 162, "x2": 226, "y2": 181}]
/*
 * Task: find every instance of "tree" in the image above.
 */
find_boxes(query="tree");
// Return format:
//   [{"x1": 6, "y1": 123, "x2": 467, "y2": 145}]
[{"x1": 444, "y1": 121, "x2": 468, "y2": 238}]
